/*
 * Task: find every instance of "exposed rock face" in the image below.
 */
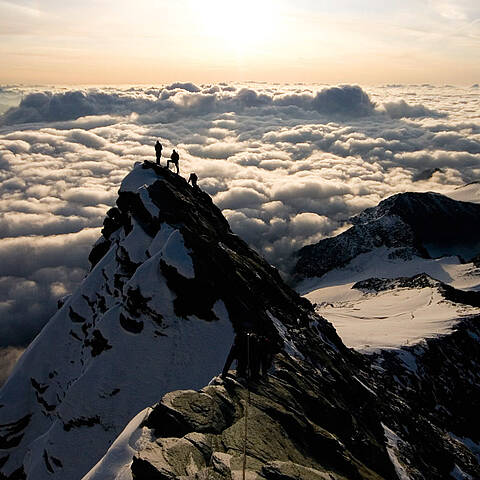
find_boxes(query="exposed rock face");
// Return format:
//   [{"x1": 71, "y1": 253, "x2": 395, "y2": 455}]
[
  {"x1": 373, "y1": 315, "x2": 480, "y2": 479},
  {"x1": 88, "y1": 354, "x2": 395, "y2": 480},
  {"x1": 0, "y1": 162, "x2": 354, "y2": 480},
  {"x1": 293, "y1": 192, "x2": 480, "y2": 282},
  {"x1": 1, "y1": 163, "x2": 480, "y2": 480},
  {"x1": 86, "y1": 327, "x2": 480, "y2": 480}
]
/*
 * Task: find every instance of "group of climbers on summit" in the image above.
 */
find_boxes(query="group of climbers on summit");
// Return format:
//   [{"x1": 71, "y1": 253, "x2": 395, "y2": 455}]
[
  {"x1": 155, "y1": 140, "x2": 198, "y2": 189},
  {"x1": 155, "y1": 140, "x2": 179, "y2": 173}
]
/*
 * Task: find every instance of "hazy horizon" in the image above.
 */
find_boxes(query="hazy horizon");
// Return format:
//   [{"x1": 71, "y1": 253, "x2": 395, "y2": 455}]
[{"x1": 1, "y1": 0, "x2": 479, "y2": 84}]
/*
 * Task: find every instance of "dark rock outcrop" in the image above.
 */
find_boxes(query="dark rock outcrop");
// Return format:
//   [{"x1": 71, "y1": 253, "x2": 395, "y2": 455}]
[
  {"x1": 353, "y1": 273, "x2": 480, "y2": 307},
  {"x1": 372, "y1": 315, "x2": 480, "y2": 478},
  {"x1": 117, "y1": 329, "x2": 480, "y2": 479}
]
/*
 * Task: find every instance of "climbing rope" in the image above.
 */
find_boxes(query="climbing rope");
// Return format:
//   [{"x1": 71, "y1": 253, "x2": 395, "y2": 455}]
[{"x1": 242, "y1": 332, "x2": 252, "y2": 480}]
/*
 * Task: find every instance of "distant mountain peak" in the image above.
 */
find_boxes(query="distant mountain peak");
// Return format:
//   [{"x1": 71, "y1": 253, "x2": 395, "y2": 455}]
[{"x1": 294, "y1": 191, "x2": 480, "y2": 282}]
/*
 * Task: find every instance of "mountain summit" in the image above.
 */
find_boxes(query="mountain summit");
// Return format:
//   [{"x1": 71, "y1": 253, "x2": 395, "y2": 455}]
[
  {"x1": 1, "y1": 163, "x2": 479, "y2": 480},
  {"x1": 0, "y1": 162, "x2": 354, "y2": 479}
]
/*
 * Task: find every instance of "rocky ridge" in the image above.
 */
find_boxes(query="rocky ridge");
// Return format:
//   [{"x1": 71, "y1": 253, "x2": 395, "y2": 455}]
[
  {"x1": 0, "y1": 163, "x2": 479, "y2": 479},
  {"x1": 0, "y1": 162, "x2": 382, "y2": 480}
]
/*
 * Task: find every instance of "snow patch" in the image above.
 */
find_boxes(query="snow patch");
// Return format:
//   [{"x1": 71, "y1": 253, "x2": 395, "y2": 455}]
[
  {"x1": 303, "y1": 248, "x2": 480, "y2": 352},
  {"x1": 449, "y1": 432, "x2": 480, "y2": 463},
  {"x1": 382, "y1": 424, "x2": 411, "y2": 480},
  {"x1": 160, "y1": 230, "x2": 195, "y2": 279},
  {"x1": 394, "y1": 350, "x2": 419, "y2": 375},
  {"x1": 268, "y1": 312, "x2": 304, "y2": 360},
  {"x1": 352, "y1": 375, "x2": 377, "y2": 396},
  {"x1": 119, "y1": 163, "x2": 159, "y2": 194},
  {"x1": 147, "y1": 223, "x2": 176, "y2": 256},
  {"x1": 450, "y1": 464, "x2": 473, "y2": 480},
  {"x1": 120, "y1": 219, "x2": 152, "y2": 264},
  {"x1": 82, "y1": 407, "x2": 152, "y2": 480},
  {"x1": 138, "y1": 185, "x2": 160, "y2": 219},
  {"x1": 446, "y1": 183, "x2": 480, "y2": 204}
]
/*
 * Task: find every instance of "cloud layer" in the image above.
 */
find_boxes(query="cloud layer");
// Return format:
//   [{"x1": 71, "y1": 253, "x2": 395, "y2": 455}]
[{"x1": 0, "y1": 82, "x2": 479, "y2": 379}]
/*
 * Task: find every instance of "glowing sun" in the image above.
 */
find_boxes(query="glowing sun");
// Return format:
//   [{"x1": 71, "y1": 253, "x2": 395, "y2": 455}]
[{"x1": 195, "y1": 0, "x2": 278, "y2": 53}]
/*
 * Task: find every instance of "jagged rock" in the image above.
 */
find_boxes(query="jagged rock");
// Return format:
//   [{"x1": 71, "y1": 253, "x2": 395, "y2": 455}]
[
  {"x1": 88, "y1": 238, "x2": 111, "y2": 269},
  {"x1": 353, "y1": 273, "x2": 480, "y2": 308},
  {"x1": 2, "y1": 161, "x2": 479, "y2": 480},
  {"x1": 119, "y1": 313, "x2": 144, "y2": 334},
  {"x1": 146, "y1": 390, "x2": 231, "y2": 436},
  {"x1": 0, "y1": 415, "x2": 31, "y2": 449},
  {"x1": 472, "y1": 253, "x2": 480, "y2": 267},
  {"x1": 353, "y1": 273, "x2": 438, "y2": 291},
  {"x1": 93, "y1": 360, "x2": 396, "y2": 480}
]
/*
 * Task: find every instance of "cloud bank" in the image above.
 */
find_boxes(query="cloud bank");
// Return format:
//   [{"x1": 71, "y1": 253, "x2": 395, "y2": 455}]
[
  {"x1": 0, "y1": 82, "x2": 479, "y2": 381},
  {"x1": 1, "y1": 83, "x2": 440, "y2": 127}
]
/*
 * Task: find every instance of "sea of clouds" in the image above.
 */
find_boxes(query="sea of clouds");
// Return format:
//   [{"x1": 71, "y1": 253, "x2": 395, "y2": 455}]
[{"x1": 0, "y1": 82, "x2": 479, "y2": 382}]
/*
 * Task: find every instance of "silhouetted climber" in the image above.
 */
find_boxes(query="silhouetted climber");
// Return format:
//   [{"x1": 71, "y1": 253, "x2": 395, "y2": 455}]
[
  {"x1": 188, "y1": 172, "x2": 198, "y2": 189},
  {"x1": 259, "y1": 334, "x2": 280, "y2": 376},
  {"x1": 155, "y1": 140, "x2": 163, "y2": 165},
  {"x1": 167, "y1": 149, "x2": 180, "y2": 174},
  {"x1": 222, "y1": 330, "x2": 262, "y2": 380},
  {"x1": 222, "y1": 330, "x2": 247, "y2": 379}
]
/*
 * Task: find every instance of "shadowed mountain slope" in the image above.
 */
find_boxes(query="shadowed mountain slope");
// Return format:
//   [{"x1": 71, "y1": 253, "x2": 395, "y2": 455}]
[{"x1": 0, "y1": 163, "x2": 479, "y2": 480}]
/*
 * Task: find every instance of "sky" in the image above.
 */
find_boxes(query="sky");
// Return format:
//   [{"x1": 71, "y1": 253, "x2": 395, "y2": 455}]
[{"x1": 0, "y1": 0, "x2": 479, "y2": 84}]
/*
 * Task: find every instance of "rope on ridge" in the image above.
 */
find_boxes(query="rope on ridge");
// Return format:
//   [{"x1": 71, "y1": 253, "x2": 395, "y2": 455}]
[
  {"x1": 242, "y1": 332, "x2": 252, "y2": 480},
  {"x1": 205, "y1": 332, "x2": 254, "y2": 480}
]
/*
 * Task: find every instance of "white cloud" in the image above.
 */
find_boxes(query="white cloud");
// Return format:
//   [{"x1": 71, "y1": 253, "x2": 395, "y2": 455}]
[{"x1": 215, "y1": 187, "x2": 269, "y2": 209}]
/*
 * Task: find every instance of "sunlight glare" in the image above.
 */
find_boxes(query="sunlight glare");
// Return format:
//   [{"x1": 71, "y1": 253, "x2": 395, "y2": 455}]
[{"x1": 195, "y1": 0, "x2": 278, "y2": 54}]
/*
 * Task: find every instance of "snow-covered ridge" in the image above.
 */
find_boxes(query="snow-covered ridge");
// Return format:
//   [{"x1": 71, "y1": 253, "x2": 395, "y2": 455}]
[
  {"x1": 294, "y1": 191, "x2": 480, "y2": 352},
  {"x1": 447, "y1": 181, "x2": 480, "y2": 204},
  {"x1": 0, "y1": 161, "x2": 336, "y2": 480},
  {"x1": 2, "y1": 162, "x2": 480, "y2": 480},
  {"x1": 303, "y1": 246, "x2": 480, "y2": 352}
]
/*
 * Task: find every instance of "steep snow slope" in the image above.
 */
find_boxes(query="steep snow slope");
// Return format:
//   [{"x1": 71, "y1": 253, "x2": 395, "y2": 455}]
[
  {"x1": 303, "y1": 248, "x2": 480, "y2": 352},
  {"x1": 0, "y1": 163, "x2": 234, "y2": 480},
  {"x1": 446, "y1": 181, "x2": 480, "y2": 204},
  {"x1": 0, "y1": 161, "x2": 343, "y2": 480}
]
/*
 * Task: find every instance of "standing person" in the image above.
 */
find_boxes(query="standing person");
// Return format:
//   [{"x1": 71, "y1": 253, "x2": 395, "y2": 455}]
[
  {"x1": 222, "y1": 330, "x2": 248, "y2": 379},
  {"x1": 155, "y1": 140, "x2": 163, "y2": 166},
  {"x1": 167, "y1": 149, "x2": 180, "y2": 174}
]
